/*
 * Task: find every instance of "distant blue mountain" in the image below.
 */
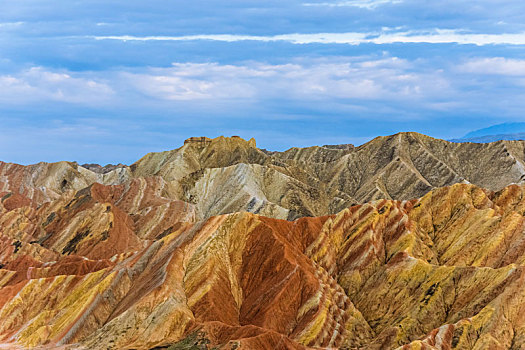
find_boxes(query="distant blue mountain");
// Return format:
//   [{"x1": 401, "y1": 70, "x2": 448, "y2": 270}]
[
  {"x1": 450, "y1": 132, "x2": 525, "y2": 143},
  {"x1": 464, "y1": 123, "x2": 525, "y2": 138},
  {"x1": 450, "y1": 122, "x2": 525, "y2": 143}
]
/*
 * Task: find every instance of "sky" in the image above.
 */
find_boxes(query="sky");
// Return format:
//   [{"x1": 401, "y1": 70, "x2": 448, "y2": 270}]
[{"x1": 1, "y1": 0, "x2": 525, "y2": 164}]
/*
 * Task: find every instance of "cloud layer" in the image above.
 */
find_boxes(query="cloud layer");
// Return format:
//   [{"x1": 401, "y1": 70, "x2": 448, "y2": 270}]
[
  {"x1": 459, "y1": 57, "x2": 525, "y2": 75},
  {"x1": 1, "y1": 0, "x2": 525, "y2": 164},
  {"x1": 0, "y1": 57, "x2": 453, "y2": 106},
  {"x1": 92, "y1": 30, "x2": 525, "y2": 46},
  {"x1": 0, "y1": 67, "x2": 113, "y2": 104},
  {"x1": 303, "y1": 0, "x2": 403, "y2": 9}
]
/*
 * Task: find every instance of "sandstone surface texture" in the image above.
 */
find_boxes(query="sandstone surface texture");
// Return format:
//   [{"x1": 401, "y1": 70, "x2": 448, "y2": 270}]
[{"x1": 1, "y1": 134, "x2": 525, "y2": 349}]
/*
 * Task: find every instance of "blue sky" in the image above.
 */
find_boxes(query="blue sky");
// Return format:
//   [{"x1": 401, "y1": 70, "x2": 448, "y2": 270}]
[{"x1": 1, "y1": 0, "x2": 525, "y2": 164}]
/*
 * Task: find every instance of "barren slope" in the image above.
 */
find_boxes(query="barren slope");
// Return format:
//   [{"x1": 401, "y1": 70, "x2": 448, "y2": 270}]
[
  {"x1": 2, "y1": 133, "x2": 524, "y2": 220},
  {"x1": 132, "y1": 132, "x2": 525, "y2": 213}
]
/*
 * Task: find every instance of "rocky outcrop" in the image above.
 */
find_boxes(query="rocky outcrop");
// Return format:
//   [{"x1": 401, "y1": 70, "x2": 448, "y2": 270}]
[{"x1": 80, "y1": 163, "x2": 127, "y2": 174}]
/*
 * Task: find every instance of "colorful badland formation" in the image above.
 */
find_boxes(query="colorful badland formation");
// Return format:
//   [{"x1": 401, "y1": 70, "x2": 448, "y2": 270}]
[{"x1": 1, "y1": 133, "x2": 525, "y2": 349}]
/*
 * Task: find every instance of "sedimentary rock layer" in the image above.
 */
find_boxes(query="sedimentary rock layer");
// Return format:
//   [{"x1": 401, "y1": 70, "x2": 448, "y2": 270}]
[
  {"x1": 2, "y1": 133, "x2": 525, "y2": 221},
  {"x1": 1, "y1": 134, "x2": 525, "y2": 349},
  {"x1": 2, "y1": 182, "x2": 525, "y2": 349}
]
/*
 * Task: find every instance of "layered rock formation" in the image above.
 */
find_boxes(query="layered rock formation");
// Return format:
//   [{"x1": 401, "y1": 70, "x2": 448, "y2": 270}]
[
  {"x1": 2, "y1": 182, "x2": 525, "y2": 349},
  {"x1": 3, "y1": 133, "x2": 524, "y2": 221},
  {"x1": 1, "y1": 133, "x2": 525, "y2": 349}
]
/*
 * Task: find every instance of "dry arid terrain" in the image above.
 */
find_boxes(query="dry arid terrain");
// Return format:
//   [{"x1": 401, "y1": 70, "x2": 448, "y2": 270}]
[{"x1": 1, "y1": 133, "x2": 525, "y2": 349}]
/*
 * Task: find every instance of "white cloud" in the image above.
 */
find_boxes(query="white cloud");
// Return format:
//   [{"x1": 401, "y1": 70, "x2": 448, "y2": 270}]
[
  {"x1": 0, "y1": 22, "x2": 24, "y2": 28},
  {"x1": 0, "y1": 67, "x2": 114, "y2": 104},
  {"x1": 459, "y1": 57, "x2": 525, "y2": 75},
  {"x1": 9, "y1": 56, "x2": 525, "y2": 116},
  {"x1": 92, "y1": 29, "x2": 525, "y2": 46},
  {"x1": 303, "y1": 0, "x2": 402, "y2": 9},
  {"x1": 121, "y1": 58, "x2": 449, "y2": 103},
  {"x1": 0, "y1": 59, "x2": 445, "y2": 106},
  {"x1": 123, "y1": 63, "x2": 260, "y2": 101}
]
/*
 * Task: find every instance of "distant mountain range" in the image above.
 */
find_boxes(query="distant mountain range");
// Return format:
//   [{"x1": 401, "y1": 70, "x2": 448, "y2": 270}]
[{"x1": 450, "y1": 122, "x2": 525, "y2": 143}]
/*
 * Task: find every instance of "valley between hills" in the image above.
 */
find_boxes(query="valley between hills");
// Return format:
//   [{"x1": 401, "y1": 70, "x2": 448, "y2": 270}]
[{"x1": 1, "y1": 132, "x2": 525, "y2": 349}]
